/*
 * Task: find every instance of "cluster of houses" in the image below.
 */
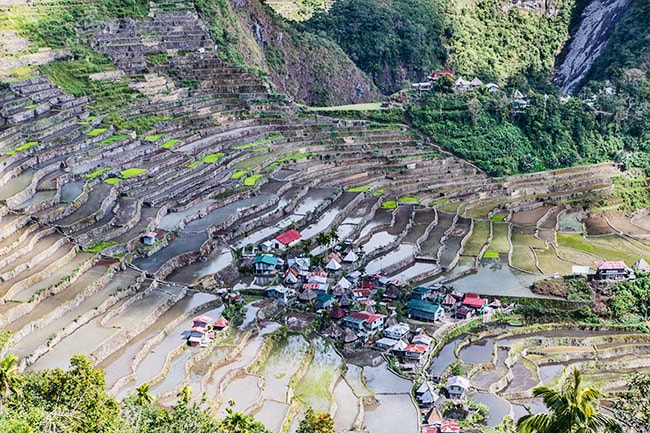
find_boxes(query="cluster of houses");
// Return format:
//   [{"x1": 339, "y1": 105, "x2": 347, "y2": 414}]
[
  {"x1": 416, "y1": 375, "x2": 470, "y2": 433},
  {"x1": 571, "y1": 259, "x2": 647, "y2": 281},
  {"x1": 183, "y1": 314, "x2": 229, "y2": 347},
  {"x1": 410, "y1": 69, "x2": 500, "y2": 95},
  {"x1": 261, "y1": 253, "x2": 496, "y2": 369},
  {"x1": 407, "y1": 284, "x2": 494, "y2": 321}
]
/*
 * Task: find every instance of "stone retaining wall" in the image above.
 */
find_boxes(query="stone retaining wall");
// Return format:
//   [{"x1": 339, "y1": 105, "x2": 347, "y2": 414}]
[
  {"x1": 91, "y1": 282, "x2": 187, "y2": 364},
  {"x1": 17, "y1": 264, "x2": 132, "y2": 371},
  {"x1": 0, "y1": 244, "x2": 77, "y2": 309}
]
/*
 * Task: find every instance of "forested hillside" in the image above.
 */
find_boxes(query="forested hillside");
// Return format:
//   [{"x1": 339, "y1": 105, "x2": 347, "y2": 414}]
[{"x1": 304, "y1": 0, "x2": 447, "y2": 93}]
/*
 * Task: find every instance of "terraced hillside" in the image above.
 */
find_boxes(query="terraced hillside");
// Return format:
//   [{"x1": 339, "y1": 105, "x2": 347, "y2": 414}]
[
  {"x1": 4, "y1": 3, "x2": 650, "y2": 430},
  {"x1": 427, "y1": 327, "x2": 650, "y2": 428}
]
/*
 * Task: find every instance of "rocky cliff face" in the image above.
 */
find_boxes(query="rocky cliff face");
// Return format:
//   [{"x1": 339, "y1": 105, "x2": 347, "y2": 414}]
[{"x1": 554, "y1": 0, "x2": 630, "y2": 93}]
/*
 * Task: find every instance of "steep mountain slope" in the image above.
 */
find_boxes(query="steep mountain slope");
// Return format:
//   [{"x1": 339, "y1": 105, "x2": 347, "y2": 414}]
[
  {"x1": 304, "y1": 0, "x2": 448, "y2": 94},
  {"x1": 0, "y1": 0, "x2": 379, "y2": 106},
  {"x1": 444, "y1": 0, "x2": 577, "y2": 84},
  {"x1": 194, "y1": 0, "x2": 380, "y2": 105}
]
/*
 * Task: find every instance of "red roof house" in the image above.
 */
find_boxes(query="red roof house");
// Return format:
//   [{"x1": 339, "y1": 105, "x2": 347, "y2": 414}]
[
  {"x1": 349, "y1": 311, "x2": 386, "y2": 326},
  {"x1": 276, "y1": 229, "x2": 302, "y2": 246},
  {"x1": 440, "y1": 421, "x2": 460, "y2": 433},
  {"x1": 329, "y1": 307, "x2": 346, "y2": 320},
  {"x1": 353, "y1": 288, "x2": 371, "y2": 299},
  {"x1": 596, "y1": 260, "x2": 630, "y2": 280},
  {"x1": 597, "y1": 261, "x2": 628, "y2": 270},
  {"x1": 429, "y1": 69, "x2": 454, "y2": 80},
  {"x1": 192, "y1": 315, "x2": 213, "y2": 327},
  {"x1": 404, "y1": 344, "x2": 427, "y2": 354},
  {"x1": 213, "y1": 317, "x2": 229, "y2": 329},
  {"x1": 462, "y1": 293, "x2": 487, "y2": 310}
]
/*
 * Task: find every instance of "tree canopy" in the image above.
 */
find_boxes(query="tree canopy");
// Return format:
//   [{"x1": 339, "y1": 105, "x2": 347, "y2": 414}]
[{"x1": 517, "y1": 369, "x2": 622, "y2": 433}]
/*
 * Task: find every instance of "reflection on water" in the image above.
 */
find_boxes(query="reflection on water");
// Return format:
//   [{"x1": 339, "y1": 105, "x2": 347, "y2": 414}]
[
  {"x1": 445, "y1": 261, "x2": 543, "y2": 297},
  {"x1": 471, "y1": 392, "x2": 511, "y2": 427},
  {"x1": 459, "y1": 338, "x2": 494, "y2": 364}
]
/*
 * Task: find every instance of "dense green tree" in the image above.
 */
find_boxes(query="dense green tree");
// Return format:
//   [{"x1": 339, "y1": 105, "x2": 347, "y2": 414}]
[
  {"x1": 296, "y1": 407, "x2": 336, "y2": 433},
  {"x1": 0, "y1": 354, "x2": 22, "y2": 412},
  {"x1": 304, "y1": 0, "x2": 447, "y2": 92},
  {"x1": 8, "y1": 355, "x2": 121, "y2": 432},
  {"x1": 219, "y1": 407, "x2": 270, "y2": 433},
  {"x1": 517, "y1": 369, "x2": 621, "y2": 433}
]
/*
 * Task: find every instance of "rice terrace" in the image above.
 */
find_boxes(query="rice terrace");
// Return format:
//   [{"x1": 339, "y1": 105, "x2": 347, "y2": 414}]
[{"x1": 1, "y1": 0, "x2": 650, "y2": 432}]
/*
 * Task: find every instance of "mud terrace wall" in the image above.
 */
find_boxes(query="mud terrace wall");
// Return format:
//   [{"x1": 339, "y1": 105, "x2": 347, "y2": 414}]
[{"x1": 90, "y1": 281, "x2": 186, "y2": 363}]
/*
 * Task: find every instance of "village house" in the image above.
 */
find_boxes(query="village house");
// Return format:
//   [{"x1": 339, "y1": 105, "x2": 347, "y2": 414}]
[
  {"x1": 343, "y1": 250, "x2": 359, "y2": 263},
  {"x1": 253, "y1": 254, "x2": 283, "y2": 275},
  {"x1": 298, "y1": 287, "x2": 318, "y2": 303},
  {"x1": 303, "y1": 282, "x2": 328, "y2": 295},
  {"x1": 343, "y1": 328, "x2": 359, "y2": 348},
  {"x1": 186, "y1": 327, "x2": 209, "y2": 347},
  {"x1": 284, "y1": 267, "x2": 300, "y2": 285},
  {"x1": 394, "y1": 343, "x2": 428, "y2": 363},
  {"x1": 407, "y1": 299, "x2": 444, "y2": 321},
  {"x1": 213, "y1": 317, "x2": 229, "y2": 331},
  {"x1": 315, "y1": 293, "x2": 334, "y2": 309},
  {"x1": 142, "y1": 231, "x2": 158, "y2": 245},
  {"x1": 411, "y1": 82, "x2": 432, "y2": 91},
  {"x1": 383, "y1": 323, "x2": 410, "y2": 340},
  {"x1": 346, "y1": 271, "x2": 362, "y2": 284},
  {"x1": 259, "y1": 240, "x2": 275, "y2": 253},
  {"x1": 416, "y1": 381, "x2": 440, "y2": 408},
  {"x1": 455, "y1": 306, "x2": 472, "y2": 320},
  {"x1": 633, "y1": 258, "x2": 650, "y2": 272},
  {"x1": 333, "y1": 276, "x2": 352, "y2": 293},
  {"x1": 330, "y1": 306, "x2": 346, "y2": 320},
  {"x1": 287, "y1": 256, "x2": 311, "y2": 273},
  {"x1": 429, "y1": 69, "x2": 454, "y2": 80},
  {"x1": 343, "y1": 311, "x2": 386, "y2": 335},
  {"x1": 412, "y1": 333, "x2": 433, "y2": 347},
  {"x1": 411, "y1": 286, "x2": 434, "y2": 301},
  {"x1": 375, "y1": 337, "x2": 403, "y2": 351},
  {"x1": 325, "y1": 257, "x2": 342, "y2": 271},
  {"x1": 446, "y1": 376, "x2": 470, "y2": 399},
  {"x1": 423, "y1": 407, "x2": 443, "y2": 431},
  {"x1": 323, "y1": 322, "x2": 344, "y2": 339},
  {"x1": 266, "y1": 285, "x2": 296, "y2": 304},
  {"x1": 307, "y1": 271, "x2": 328, "y2": 285},
  {"x1": 596, "y1": 260, "x2": 632, "y2": 280},
  {"x1": 440, "y1": 420, "x2": 461, "y2": 433},
  {"x1": 275, "y1": 229, "x2": 302, "y2": 250},
  {"x1": 352, "y1": 288, "x2": 372, "y2": 300},
  {"x1": 441, "y1": 293, "x2": 458, "y2": 311},
  {"x1": 455, "y1": 78, "x2": 472, "y2": 92},
  {"x1": 461, "y1": 293, "x2": 487, "y2": 313},
  {"x1": 192, "y1": 315, "x2": 212, "y2": 328}
]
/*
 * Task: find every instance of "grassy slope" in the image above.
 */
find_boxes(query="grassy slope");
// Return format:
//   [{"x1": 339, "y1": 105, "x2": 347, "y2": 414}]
[{"x1": 194, "y1": 0, "x2": 380, "y2": 106}]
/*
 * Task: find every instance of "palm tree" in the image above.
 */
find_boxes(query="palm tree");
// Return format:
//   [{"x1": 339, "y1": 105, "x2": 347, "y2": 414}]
[
  {"x1": 328, "y1": 227, "x2": 339, "y2": 246},
  {"x1": 517, "y1": 369, "x2": 622, "y2": 433},
  {"x1": 302, "y1": 238, "x2": 313, "y2": 254},
  {"x1": 135, "y1": 383, "x2": 154, "y2": 406},
  {"x1": 316, "y1": 232, "x2": 331, "y2": 248},
  {"x1": 0, "y1": 354, "x2": 22, "y2": 412},
  {"x1": 177, "y1": 386, "x2": 192, "y2": 404}
]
